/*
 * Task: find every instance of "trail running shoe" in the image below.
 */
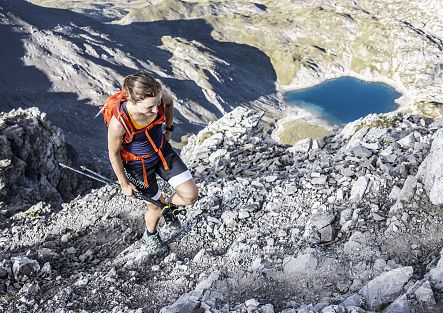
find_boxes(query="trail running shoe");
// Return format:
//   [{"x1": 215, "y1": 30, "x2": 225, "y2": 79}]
[
  {"x1": 162, "y1": 205, "x2": 181, "y2": 228},
  {"x1": 141, "y1": 230, "x2": 170, "y2": 256}
]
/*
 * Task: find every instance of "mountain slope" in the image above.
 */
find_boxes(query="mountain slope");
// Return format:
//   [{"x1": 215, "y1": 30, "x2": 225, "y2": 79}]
[{"x1": 1, "y1": 106, "x2": 443, "y2": 312}]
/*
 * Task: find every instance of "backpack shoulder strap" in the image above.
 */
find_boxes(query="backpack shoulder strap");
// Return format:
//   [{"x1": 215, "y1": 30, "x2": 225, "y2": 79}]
[{"x1": 113, "y1": 100, "x2": 135, "y2": 142}]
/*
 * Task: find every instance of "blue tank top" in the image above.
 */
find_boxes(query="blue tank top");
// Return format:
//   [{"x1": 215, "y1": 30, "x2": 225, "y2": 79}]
[{"x1": 121, "y1": 102, "x2": 164, "y2": 163}]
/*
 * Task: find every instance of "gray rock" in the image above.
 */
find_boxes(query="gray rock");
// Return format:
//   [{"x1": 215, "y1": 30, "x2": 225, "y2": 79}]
[
  {"x1": 341, "y1": 293, "x2": 365, "y2": 307},
  {"x1": 361, "y1": 141, "x2": 381, "y2": 150},
  {"x1": 245, "y1": 298, "x2": 260, "y2": 308},
  {"x1": 283, "y1": 253, "x2": 318, "y2": 275},
  {"x1": 208, "y1": 148, "x2": 227, "y2": 163},
  {"x1": 365, "y1": 127, "x2": 388, "y2": 142},
  {"x1": 397, "y1": 176, "x2": 417, "y2": 202},
  {"x1": 319, "y1": 225, "x2": 334, "y2": 242},
  {"x1": 429, "y1": 248, "x2": 443, "y2": 289},
  {"x1": 429, "y1": 119, "x2": 443, "y2": 130},
  {"x1": 259, "y1": 304, "x2": 274, "y2": 313},
  {"x1": 339, "y1": 208, "x2": 353, "y2": 226},
  {"x1": 248, "y1": 257, "x2": 265, "y2": 272},
  {"x1": 352, "y1": 145, "x2": 373, "y2": 158},
  {"x1": 383, "y1": 294, "x2": 412, "y2": 313},
  {"x1": 40, "y1": 262, "x2": 52, "y2": 276},
  {"x1": 337, "y1": 120, "x2": 360, "y2": 140},
  {"x1": 345, "y1": 127, "x2": 369, "y2": 150},
  {"x1": 397, "y1": 133, "x2": 416, "y2": 148},
  {"x1": 372, "y1": 212, "x2": 385, "y2": 222},
  {"x1": 321, "y1": 305, "x2": 365, "y2": 313},
  {"x1": 343, "y1": 231, "x2": 369, "y2": 255},
  {"x1": 311, "y1": 176, "x2": 328, "y2": 185},
  {"x1": 359, "y1": 266, "x2": 413, "y2": 310},
  {"x1": 207, "y1": 216, "x2": 221, "y2": 224},
  {"x1": 238, "y1": 209, "x2": 250, "y2": 219},
  {"x1": 304, "y1": 209, "x2": 336, "y2": 242},
  {"x1": 288, "y1": 137, "x2": 312, "y2": 153},
  {"x1": 350, "y1": 176, "x2": 370, "y2": 201},
  {"x1": 159, "y1": 296, "x2": 200, "y2": 313},
  {"x1": 417, "y1": 129, "x2": 443, "y2": 205},
  {"x1": 221, "y1": 210, "x2": 237, "y2": 227},
  {"x1": 19, "y1": 282, "x2": 40, "y2": 296},
  {"x1": 388, "y1": 186, "x2": 401, "y2": 200},
  {"x1": 12, "y1": 257, "x2": 41, "y2": 280},
  {"x1": 414, "y1": 280, "x2": 436, "y2": 309}
]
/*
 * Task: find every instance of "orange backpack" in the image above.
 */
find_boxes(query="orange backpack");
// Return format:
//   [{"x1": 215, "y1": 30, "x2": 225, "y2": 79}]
[{"x1": 98, "y1": 89, "x2": 170, "y2": 187}]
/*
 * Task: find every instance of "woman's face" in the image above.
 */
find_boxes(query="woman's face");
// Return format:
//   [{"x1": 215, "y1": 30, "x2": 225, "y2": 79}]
[{"x1": 133, "y1": 92, "x2": 162, "y2": 115}]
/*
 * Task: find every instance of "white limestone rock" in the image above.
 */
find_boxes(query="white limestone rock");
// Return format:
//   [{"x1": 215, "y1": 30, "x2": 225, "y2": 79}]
[
  {"x1": 288, "y1": 137, "x2": 312, "y2": 153},
  {"x1": 417, "y1": 129, "x2": 443, "y2": 205},
  {"x1": 383, "y1": 294, "x2": 412, "y2": 313},
  {"x1": 397, "y1": 176, "x2": 417, "y2": 202},
  {"x1": 359, "y1": 266, "x2": 413, "y2": 311},
  {"x1": 345, "y1": 127, "x2": 369, "y2": 150},
  {"x1": 221, "y1": 210, "x2": 238, "y2": 228},
  {"x1": 350, "y1": 176, "x2": 370, "y2": 201},
  {"x1": 429, "y1": 248, "x2": 443, "y2": 289},
  {"x1": 414, "y1": 280, "x2": 437, "y2": 309},
  {"x1": 283, "y1": 253, "x2": 318, "y2": 275}
]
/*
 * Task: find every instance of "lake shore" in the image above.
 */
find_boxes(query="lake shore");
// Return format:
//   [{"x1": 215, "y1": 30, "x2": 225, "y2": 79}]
[
  {"x1": 271, "y1": 104, "x2": 334, "y2": 145},
  {"x1": 274, "y1": 74, "x2": 407, "y2": 145}
]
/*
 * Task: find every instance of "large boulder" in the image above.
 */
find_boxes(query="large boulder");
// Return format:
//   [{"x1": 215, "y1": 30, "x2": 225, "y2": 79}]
[
  {"x1": 359, "y1": 266, "x2": 413, "y2": 311},
  {"x1": 417, "y1": 128, "x2": 443, "y2": 205}
]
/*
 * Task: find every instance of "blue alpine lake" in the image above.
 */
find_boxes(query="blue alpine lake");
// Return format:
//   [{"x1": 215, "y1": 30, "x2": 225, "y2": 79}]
[{"x1": 284, "y1": 76, "x2": 401, "y2": 125}]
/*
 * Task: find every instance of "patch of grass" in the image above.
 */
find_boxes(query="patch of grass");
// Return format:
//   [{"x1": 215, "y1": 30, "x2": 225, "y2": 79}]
[
  {"x1": 355, "y1": 115, "x2": 397, "y2": 131},
  {"x1": 278, "y1": 120, "x2": 329, "y2": 145},
  {"x1": 404, "y1": 101, "x2": 443, "y2": 120}
]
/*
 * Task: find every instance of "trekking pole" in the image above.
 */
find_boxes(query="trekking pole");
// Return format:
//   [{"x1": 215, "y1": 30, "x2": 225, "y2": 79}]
[
  {"x1": 80, "y1": 165, "x2": 114, "y2": 184},
  {"x1": 59, "y1": 163, "x2": 112, "y2": 185},
  {"x1": 58, "y1": 163, "x2": 183, "y2": 228}
]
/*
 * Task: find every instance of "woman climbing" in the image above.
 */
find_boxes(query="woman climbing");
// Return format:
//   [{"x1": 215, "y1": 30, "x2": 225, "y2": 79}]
[{"x1": 106, "y1": 72, "x2": 198, "y2": 255}]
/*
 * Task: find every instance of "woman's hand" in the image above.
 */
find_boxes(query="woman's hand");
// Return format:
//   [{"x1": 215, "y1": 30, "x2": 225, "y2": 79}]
[{"x1": 120, "y1": 181, "x2": 138, "y2": 197}]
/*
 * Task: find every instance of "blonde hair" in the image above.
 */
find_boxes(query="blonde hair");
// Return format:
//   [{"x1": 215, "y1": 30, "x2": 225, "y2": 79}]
[{"x1": 123, "y1": 72, "x2": 161, "y2": 103}]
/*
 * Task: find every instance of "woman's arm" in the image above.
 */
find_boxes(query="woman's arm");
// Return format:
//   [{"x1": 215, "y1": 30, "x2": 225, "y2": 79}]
[
  {"x1": 108, "y1": 116, "x2": 138, "y2": 196},
  {"x1": 162, "y1": 87, "x2": 174, "y2": 141}
]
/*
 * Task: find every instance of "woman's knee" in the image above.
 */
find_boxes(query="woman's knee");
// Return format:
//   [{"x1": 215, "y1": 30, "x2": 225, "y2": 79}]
[
  {"x1": 187, "y1": 182, "x2": 199, "y2": 204},
  {"x1": 177, "y1": 182, "x2": 198, "y2": 205},
  {"x1": 187, "y1": 189, "x2": 198, "y2": 204}
]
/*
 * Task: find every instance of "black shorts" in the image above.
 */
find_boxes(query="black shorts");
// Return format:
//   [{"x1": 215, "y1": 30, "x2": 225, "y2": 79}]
[{"x1": 123, "y1": 142, "x2": 193, "y2": 200}]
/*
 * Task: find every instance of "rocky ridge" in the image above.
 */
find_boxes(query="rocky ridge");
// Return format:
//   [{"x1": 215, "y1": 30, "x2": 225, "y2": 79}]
[
  {"x1": 0, "y1": 106, "x2": 443, "y2": 312},
  {"x1": 0, "y1": 107, "x2": 75, "y2": 216}
]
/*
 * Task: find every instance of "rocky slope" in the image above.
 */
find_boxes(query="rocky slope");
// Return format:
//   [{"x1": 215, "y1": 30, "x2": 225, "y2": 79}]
[{"x1": 0, "y1": 106, "x2": 443, "y2": 312}]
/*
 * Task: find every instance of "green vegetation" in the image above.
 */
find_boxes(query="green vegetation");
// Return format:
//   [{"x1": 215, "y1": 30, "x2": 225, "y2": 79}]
[
  {"x1": 403, "y1": 101, "x2": 443, "y2": 120},
  {"x1": 278, "y1": 120, "x2": 329, "y2": 145},
  {"x1": 356, "y1": 115, "x2": 397, "y2": 131}
]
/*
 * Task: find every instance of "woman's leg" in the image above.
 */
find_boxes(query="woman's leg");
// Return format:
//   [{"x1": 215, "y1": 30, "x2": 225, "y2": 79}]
[
  {"x1": 157, "y1": 142, "x2": 198, "y2": 206},
  {"x1": 144, "y1": 194, "x2": 165, "y2": 233},
  {"x1": 168, "y1": 179, "x2": 198, "y2": 206}
]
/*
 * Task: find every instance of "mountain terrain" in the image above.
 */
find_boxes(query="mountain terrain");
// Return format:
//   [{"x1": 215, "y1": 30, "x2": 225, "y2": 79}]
[
  {"x1": 1, "y1": 1, "x2": 443, "y2": 312},
  {"x1": 0, "y1": 106, "x2": 443, "y2": 312}
]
